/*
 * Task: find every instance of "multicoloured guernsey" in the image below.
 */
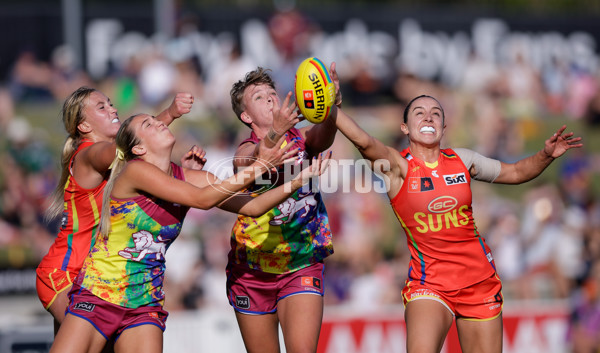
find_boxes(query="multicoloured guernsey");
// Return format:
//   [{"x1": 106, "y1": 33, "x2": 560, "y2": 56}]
[
  {"x1": 38, "y1": 139, "x2": 106, "y2": 273},
  {"x1": 75, "y1": 162, "x2": 189, "y2": 308},
  {"x1": 391, "y1": 148, "x2": 496, "y2": 291},
  {"x1": 229, "y1": 128, "x2": 333, "y2": 274}
]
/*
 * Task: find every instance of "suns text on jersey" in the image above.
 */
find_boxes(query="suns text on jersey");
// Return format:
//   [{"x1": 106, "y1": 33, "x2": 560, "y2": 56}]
[{"x1": 414, "y1": 204, "x2": 469, "y2": 233}]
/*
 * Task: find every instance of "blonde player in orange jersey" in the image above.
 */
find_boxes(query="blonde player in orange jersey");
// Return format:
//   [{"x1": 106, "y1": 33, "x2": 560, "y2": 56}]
[
  {"x1": 329, "y1": 84, "x2": 582, "y2": 353},
  {"x1": 36, "y1": 86, "x2": 204, "y2": 338}
]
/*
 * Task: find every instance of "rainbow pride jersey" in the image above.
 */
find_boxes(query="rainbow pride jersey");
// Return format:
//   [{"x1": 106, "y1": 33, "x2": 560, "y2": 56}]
[
  {"x1": 75, "y1": 162, "x2": 189, "y2": 308},
  {"x1": 229, "y1": 128, "x2": 333, "y2": 274}
]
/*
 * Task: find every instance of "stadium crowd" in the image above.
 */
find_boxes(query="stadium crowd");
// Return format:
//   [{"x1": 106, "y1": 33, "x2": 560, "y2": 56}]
[{"x1": 1, "y1": 8, "x2": 599, "y2": 351}]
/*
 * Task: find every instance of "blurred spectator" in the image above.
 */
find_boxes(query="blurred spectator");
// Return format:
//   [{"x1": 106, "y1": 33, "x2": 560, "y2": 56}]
[
  {"x1": 48, "y1": 45, "x2": 93, "y2": 101},
  {"x1": 565, "y1": 65, "x2": 598, "y2": 120},
  {"x1": 471, "y1": 94, "x2": 524, "y2": 162},
  {"x1": 584, "y1": 80, "x2": 600, "y2": 126},
  {"x1": 9, "y1": 50, "x2": 54, "y2": 102},
  {"x1": 568, "y1": 260, "x2": 600, "y2": 353},
  {"x1": 486, "y1": 210, "x2": 524, "y2": 299},
  {"x1": 559, "y1": 150, "x2": 593, "y2": 209},
  {"x1": 0, "y1": 108, "x2": 57, "y2": 269},
  {"x1": 519, "y1": 184, "x2": 587, "y2": 299},
  {"x1": 541, "y1": 56, "x2": 569, "y2": 116},
  {"x1": 500, "y1": 50, "x2": 544, "y2": 124},
  {"x1": 203, "y1": 38, "x2": 253, "y2": 120},
  {"x1": 137, "y1": 47, "x2": 177, "y2": 107},
  {"x1": 460, "y1": 50, "x2": 501, "y2": 96},
  {"x1": 0, "y1": 10, "x2": 598, "y2": 318}
]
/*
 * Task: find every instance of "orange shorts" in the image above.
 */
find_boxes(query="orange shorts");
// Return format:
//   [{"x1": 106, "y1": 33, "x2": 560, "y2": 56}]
[
  {"x1": 402, "y1": 272, "x2": 503, "y2": 321},
  {"x1": 36, "y1": 267, "x2": 77, "y2": 309}
]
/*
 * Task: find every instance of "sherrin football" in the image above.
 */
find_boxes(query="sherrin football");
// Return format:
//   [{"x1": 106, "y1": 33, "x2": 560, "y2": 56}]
[{"x1": 294, "y1": 57, "x2": 336, "y2": 124}]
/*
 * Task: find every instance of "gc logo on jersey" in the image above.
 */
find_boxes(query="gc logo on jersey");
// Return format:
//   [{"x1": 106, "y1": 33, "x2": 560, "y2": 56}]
[
  {"x1": 443, "y1": 173, "x2": 467, "y2": 185},
  {"x1": 427, "y1": 196, "x2": 458, "y2": 213}
]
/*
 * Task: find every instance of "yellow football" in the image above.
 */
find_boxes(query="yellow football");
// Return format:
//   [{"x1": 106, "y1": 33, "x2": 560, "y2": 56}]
[{"x1": 294, "y1": 57, "x2": 336, "y2": 124}]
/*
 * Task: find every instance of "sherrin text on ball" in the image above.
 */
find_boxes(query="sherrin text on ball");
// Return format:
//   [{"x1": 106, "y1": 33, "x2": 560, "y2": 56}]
[{"x1": 294, "y1": 57, "x2": 335, "y2": 124}]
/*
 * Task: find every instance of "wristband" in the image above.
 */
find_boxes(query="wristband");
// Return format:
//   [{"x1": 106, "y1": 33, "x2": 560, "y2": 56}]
[{"x1": 266, "y1": 127, "x2": 282, "y2": 144}]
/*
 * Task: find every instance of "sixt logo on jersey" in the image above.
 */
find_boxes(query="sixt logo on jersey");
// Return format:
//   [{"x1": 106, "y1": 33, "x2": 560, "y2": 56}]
[{"x1": 443, "y1": 173, "x2": 467, "y2": 185}]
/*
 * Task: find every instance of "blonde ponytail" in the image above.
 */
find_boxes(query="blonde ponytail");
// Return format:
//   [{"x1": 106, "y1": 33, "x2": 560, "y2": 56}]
[
  {"x1": 98, "y1": 115, "x2": 141, "y2": 238},
  {"x1": 99, "y1": 151, "x2": 126, "y2": 237},
  {"x1": 44, "y1": 136, "x2": 79, "y2": 221},
  {"x1": 44, "y1": 87, "x2": 97, "y2": 223}
]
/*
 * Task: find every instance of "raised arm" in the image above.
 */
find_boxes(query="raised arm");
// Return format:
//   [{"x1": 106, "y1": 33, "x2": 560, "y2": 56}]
[
  {"x1": 494, "y1": 125, "x2": 583, "y2": 184},
  {"x1": 301, "y1": 62, "x2": 341, "y2": 157},
  {"x1": 234, "y1": 92, "x2": 300, "y2": 169},
  {"x1": 123, "y1": 158, "x2": 274, "y2": 210},
  {"x1": 332, "y1": 106, "x2": 407, "y2": 197},
  {"x1": 219, "y1": 152, "x2": 331, "y2": 216},
  {"x1": 72, "y1": 141, "x2": 117, "y2": 188},
  {"x1": 155, "y1": 92, "x2": 194, "y2": 125}
]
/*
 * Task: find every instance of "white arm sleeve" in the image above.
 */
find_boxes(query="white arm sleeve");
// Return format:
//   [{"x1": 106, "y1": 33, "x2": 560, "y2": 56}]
[{"x1": 454, "y1": 148, "x2": 501, "y2": 183}]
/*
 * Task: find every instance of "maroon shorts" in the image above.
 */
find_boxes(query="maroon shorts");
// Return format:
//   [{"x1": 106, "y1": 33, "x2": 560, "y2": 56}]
[
  {"x1": 402, "y1": 272, "x2": 503, "y2": 320},
  {"x1": 226, "y1": 262, "x2": 324, "y2": 314},
  {"x1": 67, "y1": 284, "x2": 168, "y2": 341}
]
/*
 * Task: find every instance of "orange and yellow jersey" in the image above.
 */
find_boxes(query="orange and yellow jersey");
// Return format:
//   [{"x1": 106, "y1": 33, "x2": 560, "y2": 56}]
[
  {"x1": 38, "y1": 140, "x2": 106, "y2": 273},
  {"x1": 391, "y1": 148, "x2": 496, "y2": 291}
]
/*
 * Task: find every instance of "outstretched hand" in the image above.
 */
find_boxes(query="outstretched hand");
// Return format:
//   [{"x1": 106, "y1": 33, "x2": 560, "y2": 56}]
[
  {"x1": 168, "y1": 92, "x2": 194, "y2": 119},
  {"x1": 294, "y1": 151, "x2": 332, "y2": 186},
  {"x1": 256, "y1": 134, "x2": 299, "y2": 170},
  {"x1": 272, "y1": 92, "x2": 301, "y2": 135},
  {"x1": 543, "y1": 125, "x2": 583, "y2": 159},
  {"x1": 330, "y1": 62, "x2": 342, "y2": 107},
  {"x1": 181, "y1": 145, "x2": 207, "y2": 170}
]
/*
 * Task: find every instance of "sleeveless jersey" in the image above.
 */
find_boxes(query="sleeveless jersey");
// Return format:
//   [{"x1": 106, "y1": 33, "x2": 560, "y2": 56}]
[
  {"x1": 38, "y1": 140, "x2": 106, "y2": 272},
  {"x1": 75, "y1": 162, "x2": 189, "y2": 308},
  {"x1": 391, "y1": 148, "x2": 496, "y2": 291},
  {"x1": 229, "y1": 128, "x2": 333, "y2": 274}
]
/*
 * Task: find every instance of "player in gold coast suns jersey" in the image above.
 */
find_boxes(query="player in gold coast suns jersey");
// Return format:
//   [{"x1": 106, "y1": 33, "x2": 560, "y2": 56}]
[
  {"x1": 392, "y1": 148, "x2": 496, "y2": 292},
  {"x1": 36, "y1": 87, "x2": 195, "y2": 338},
  {"x1": 331, "y1": 94, "x2": 582, "y2": 353}
]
